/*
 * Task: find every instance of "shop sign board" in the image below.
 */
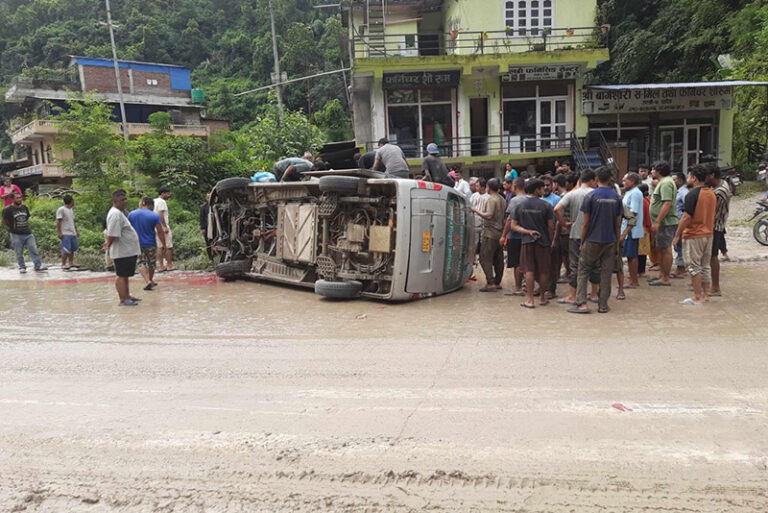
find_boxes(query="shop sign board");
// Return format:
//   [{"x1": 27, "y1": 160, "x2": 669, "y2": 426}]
[
  {"x1": 383, "y1": 70, "x2": 460, "y2": 90},
  {"x1": 502, "y1": 63, "x2": 583, "y2": 82},
  {"x1": 581, "y1": 86, "x2": 734, "y2": 114}
]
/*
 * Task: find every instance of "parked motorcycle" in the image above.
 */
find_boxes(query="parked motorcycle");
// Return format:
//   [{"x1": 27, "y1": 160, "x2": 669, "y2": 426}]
[
  {"x1": 749, "y1": 199, "x2": 768, "y2": 246},
  {"x1": 720, "y1": 166, "x2": 741, "y2": 195}
]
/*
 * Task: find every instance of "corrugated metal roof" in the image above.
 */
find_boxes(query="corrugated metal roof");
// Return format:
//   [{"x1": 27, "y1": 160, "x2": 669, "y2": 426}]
[{"x1": 589, "y1": 81, "x2": 768, "y2": 90}]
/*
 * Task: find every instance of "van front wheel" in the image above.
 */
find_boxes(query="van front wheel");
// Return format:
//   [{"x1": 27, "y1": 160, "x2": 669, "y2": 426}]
[{"x1": 314, "y1": 279, "x2": 363, "y2": 299}]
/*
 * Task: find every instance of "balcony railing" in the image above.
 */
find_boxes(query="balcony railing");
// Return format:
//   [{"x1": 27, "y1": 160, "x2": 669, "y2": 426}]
[
  {"x1": 365, "y1": 132, "x2": 574, "y2": 159},
  {"x1": 12, "y1": 163, "x2": 72, "y2": 178},
  {"x1": 353, "y1": 26, "x2": 607, "y2": 59},
  {"x1": 10, "y1": 119, "x2": 210, "y2": 144}
]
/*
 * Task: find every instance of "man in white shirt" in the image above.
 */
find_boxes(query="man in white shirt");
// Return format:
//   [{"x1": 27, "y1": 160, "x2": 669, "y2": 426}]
[
  {"x1": 104, "y1": 189, "x2": 141, "y2": 306},
  {"x1": 453, "y1": 168, "x2": 471, "y2": 199},
  {"x1": 56, "y1": 195, "x2": 79, "y2": 269},
  {"x1": 154, "y1": 187, "x2": 175, "y2": 271}
]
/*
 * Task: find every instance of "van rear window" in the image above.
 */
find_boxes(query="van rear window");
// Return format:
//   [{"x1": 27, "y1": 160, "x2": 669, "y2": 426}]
[{"x1": 443, "y1": 196, "x2": 467, "y2": 290}]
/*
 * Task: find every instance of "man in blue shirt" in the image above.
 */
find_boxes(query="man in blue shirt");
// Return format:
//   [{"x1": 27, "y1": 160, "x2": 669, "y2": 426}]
[
  {"x1": 569, "y1": 167, "x2": 623, "y2": 314},
  {"x1": 621, "y1": 172, "x2": 644, "y2": 287},
  {"x1": 672, "y1": 171, "x2": 690, "y2": 278},
  {"x1": 128, "y1": 198, "x2": 166, "y2": 291}
]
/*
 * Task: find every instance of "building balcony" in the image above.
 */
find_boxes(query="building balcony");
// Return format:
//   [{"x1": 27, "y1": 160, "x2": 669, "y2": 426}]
[
  {"x1": 365, "y1": 132, "x2": 575, "y2": 163},
  {"x1": 352, "y1": 26, "x2": 607, "y2": 61},
  {"x1": 11, "y1": 163, "x2": 74, "y2": 179},
  {"x1": 10, "y1": 119, "x2": 210, "y2": 144}
]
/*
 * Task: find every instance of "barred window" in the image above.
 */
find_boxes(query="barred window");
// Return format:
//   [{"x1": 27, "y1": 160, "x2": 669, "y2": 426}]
[{"x1": 505, "y1": 0, "x2": 554, "y2": 37}]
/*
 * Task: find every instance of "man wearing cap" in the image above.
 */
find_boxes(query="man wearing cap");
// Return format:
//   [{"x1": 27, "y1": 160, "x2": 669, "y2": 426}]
[{"x1": 421, "y1": 143, "x2": 454, "y2": 186}]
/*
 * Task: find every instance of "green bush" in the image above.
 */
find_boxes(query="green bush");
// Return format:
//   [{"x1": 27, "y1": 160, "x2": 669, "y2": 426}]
[{"x1": 170, "y1": 221, "x2": 205, "y2": 260}]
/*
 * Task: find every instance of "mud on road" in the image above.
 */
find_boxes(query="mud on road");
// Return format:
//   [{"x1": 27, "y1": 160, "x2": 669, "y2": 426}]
[{"x1": 1, "y1": 259, "x2": 768, "y2": 512}]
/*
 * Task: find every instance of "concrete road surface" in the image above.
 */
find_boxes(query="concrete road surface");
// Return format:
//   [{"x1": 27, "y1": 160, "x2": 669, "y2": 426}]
[{"x1": 1, "y1": 263, "x2": 768, "y2": 512}]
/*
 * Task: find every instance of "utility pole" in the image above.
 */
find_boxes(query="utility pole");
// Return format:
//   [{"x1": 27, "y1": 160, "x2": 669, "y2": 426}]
[
  {"x1": 268, "y1": 0, "x2": 284, "y2": 120},
  {"x1": 105, "y1": 0, "x2": 129, "y2": 141}
]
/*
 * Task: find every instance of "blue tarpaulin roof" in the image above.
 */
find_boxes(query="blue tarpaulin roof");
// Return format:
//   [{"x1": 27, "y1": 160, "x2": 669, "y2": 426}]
[{"x1": 589, "y1": 81, "x2": 768, "y2": 90}]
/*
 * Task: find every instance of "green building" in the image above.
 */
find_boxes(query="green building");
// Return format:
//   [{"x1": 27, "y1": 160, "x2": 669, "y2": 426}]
[{"x1": 342, "y1": 0, "x2": 738, "y2": 177}]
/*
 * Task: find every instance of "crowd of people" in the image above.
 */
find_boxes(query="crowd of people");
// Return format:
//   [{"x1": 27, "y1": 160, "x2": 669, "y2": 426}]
[{"x1": 459, "y1": 160, "x2": 732, "y2": 312}]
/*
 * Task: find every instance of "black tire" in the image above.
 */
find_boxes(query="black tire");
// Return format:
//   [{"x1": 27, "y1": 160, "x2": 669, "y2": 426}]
[
  {"x1": 215, "y1": 260, "x2": 251, "y2": 280},
  {"x1": 314, "y1": 279, "x2": 363, "y2": 299},
  {"x1": 214, "y1": 177, "x2": 250, "y2": 194},
  {"x1": 318, "y1": 176, "x2": 362, "y2": 193},
  {"x1": 754, "y1": 219, "x2": 768, "y2": 246}
]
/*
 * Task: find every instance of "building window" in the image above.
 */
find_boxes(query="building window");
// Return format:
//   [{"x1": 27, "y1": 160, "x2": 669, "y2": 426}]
[
  {"x1": 386, "y1": 89, "x2": 455, "y2": 158},
  {"x1": 146, "y1": 79, "x2": 158, "y2": 86},
  {"x1": 505, "y1": 0, "x2": 554, "y2": 37},
  {"x1": 501, "y1": 81, "x2": 570, "y2": 152}
]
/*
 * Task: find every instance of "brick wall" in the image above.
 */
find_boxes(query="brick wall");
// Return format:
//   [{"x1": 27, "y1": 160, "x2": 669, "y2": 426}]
[{"x1": 81, "y1": 65, "x2": 190, "y2": 98}]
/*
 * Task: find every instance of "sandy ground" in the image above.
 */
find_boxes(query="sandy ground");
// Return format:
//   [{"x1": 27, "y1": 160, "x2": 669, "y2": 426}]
[{"x1": 1, "y1": 191, "x2": 768, "y2": 512}]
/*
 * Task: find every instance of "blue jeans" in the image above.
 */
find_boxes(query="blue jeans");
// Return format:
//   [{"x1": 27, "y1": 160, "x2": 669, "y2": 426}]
[
  {"x1": 674, "y1": 237, "x2": 684, "y2": 268},
  {"x1": 10, "y1": 233, "x2": 43, "y2": 270}
]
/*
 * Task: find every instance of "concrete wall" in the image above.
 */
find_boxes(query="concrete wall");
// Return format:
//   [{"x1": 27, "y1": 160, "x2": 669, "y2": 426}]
[
  {"x1": 718, "y1": 108, "x2": 734, "y2": 167},
  {"x1": 80, "y1": 65, "x2": 189, "y2": 99}
]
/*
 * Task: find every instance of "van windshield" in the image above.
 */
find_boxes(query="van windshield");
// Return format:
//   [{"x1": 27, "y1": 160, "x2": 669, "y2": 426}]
[{"x1": 443, "y1": 195, "x2": 468, "y2": 290}]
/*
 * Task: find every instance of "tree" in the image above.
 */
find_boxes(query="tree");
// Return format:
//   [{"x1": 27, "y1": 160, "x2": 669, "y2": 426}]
[{"x1": 54, "y1": 94, "x2": 128, "y2": 214}]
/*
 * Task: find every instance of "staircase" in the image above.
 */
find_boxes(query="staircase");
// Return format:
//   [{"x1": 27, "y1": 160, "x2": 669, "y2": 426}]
[
  {"x1": 583, "y1": 149, "x2": 604, "y2": 169},
  {"x1": 366, "y1": 0, "x2": 386, "y2": 57},
  {"x1": 571, "y1": 133, "x2": 620, "y2": 178}
]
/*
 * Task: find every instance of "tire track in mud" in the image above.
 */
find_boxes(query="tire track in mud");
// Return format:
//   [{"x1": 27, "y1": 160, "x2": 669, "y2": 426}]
[{"x1": 4, "y1": 467, "x2": 768, "y2": 513}]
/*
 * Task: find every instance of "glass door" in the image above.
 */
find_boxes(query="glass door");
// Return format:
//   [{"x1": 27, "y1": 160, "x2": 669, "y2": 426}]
[
  {"x1": 686, "y1": 126, "x2": 701, "y2": 170},
  {"x1": 539, "y1": 99, "x2": 567, "y2": 151},
  {"x1": 660, "y1": 128, "x2": 684, "y2": 172}
]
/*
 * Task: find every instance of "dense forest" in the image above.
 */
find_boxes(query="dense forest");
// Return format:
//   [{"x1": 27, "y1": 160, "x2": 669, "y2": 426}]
[{"x1": 1, "y1": 0, "x2": 767, "y2": 169}]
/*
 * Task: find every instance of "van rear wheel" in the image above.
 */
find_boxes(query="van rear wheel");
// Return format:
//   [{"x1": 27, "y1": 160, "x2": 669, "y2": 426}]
[
  {"x1": 315, "y1": 279, "x2": 363, "y2": 299},
  {"x1": 215, "y1": 260, "x2": 251, "y2": 281}
]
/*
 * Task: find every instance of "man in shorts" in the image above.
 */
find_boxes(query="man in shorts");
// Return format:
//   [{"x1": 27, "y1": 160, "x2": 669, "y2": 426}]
[
  {"x1": 648, "y1": 161, "x2": 678, "y2": 287},
  {"x1": 621, "y1": 173, "x2": 644, "y2": 288},
  {"x1": 500, "y1": 178, "x2": 527, "y2": 295},
  {"x1": 56, "y1": 195, "x2": 79, "y2": 270},
  {"x1": 104, "y1": 190, "x2": 141, "y2": 306},
  {"x1": 510, "y1": 178, "x2": 554, "y2": 308},
  {"x1": 154, "y1": 187, "x2": 175, "y2": 271},
  {"x1": 128, "y1": 197, "x2": 166, "y2": 291},
  {"x1": 471, "y1": 178, "x2": 506, "y2": 291}
]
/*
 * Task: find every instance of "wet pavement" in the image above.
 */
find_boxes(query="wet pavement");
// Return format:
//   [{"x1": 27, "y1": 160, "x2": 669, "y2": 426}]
[{"x1": 2, "y1": 262, "x2": 768, "y2": 512}]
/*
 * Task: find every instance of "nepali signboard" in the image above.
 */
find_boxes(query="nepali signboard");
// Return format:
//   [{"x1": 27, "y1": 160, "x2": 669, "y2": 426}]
[
  {"x1": 581, "y1": 86, "x2": 734, "y2": 115},
  {"x1": 382, "y1": 71, "x2": 460, "y2": 90},
  {"x1": 502, "y1": 63, "x2": 583, "y2": 82}
]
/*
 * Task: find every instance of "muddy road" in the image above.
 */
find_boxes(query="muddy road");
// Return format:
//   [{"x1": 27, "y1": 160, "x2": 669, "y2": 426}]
[{"x1": 2, "y1": 262, "x2": 768, "y2": 512}]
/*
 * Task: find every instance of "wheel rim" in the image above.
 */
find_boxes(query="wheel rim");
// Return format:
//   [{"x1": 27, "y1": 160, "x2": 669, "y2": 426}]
[{"x1": 755, "y1": 220, "x2": 768, "y2": 246}]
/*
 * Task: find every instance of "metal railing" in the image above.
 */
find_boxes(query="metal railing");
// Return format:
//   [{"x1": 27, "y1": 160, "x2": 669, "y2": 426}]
[
  {"x1": 353, "y1": 26, "x2": 607, "y2": 59},
  {"x1": 10, "y1": 119, "x2": 210, "y2": 142},
  {"x1": 366, "y1": 132, "x2": 574, "y2": 159},
  {"x1": 570, "y1": 134, "x2": 591, "y2": 171},
  {"x1": 597, "y1": 131, "x2": 620, "y2": 177}
]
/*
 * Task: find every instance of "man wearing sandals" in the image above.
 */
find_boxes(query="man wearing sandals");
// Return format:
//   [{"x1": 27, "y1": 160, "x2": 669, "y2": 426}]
[
  {"x1": 648, "y1": 161, "x2": 678, "y2": 287},
  {"x1": 672, "y1": 165, "x2": 716, "y2": 305},
  {"x1": 128, "y1": 198, "x2": 166, "y2": 292},
  {"x1": 104, "y1": 190, "x2": 141, "y2": 306},
  {"x1": 471, "y1": 178, "x2": 506, "y2": 292},
  {"x1": 155, "y1": 187, "x2": 175, "y2": 272},
  {"x1": 510, "y1": 178, "x2": 554, "y2": 308},
  {"x1": 569, "y1": 167, "x2": 623, "y2": 314}
]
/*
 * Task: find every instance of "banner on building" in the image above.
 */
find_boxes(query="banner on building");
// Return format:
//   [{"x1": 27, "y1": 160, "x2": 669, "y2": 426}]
[
  {"x1": 581, "y1": 86, "x2": 734, "y2": 114},
  {"x1": 382, "y1": 70, "x2": 460, "y2": 89},
  {"x1": 502, "y1": 63, "x2": 583, "y2": 82}
]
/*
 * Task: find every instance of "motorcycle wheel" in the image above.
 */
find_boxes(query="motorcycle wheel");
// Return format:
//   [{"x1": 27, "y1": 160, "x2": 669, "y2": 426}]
[{"x1": 754, "y1": 218, "x2": 768, "y2": 246}]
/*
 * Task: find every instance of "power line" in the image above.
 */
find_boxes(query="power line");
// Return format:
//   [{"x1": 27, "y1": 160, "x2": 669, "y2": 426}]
[{"x1": 234, "y1": 68, "x2": 352, "y2": 97}]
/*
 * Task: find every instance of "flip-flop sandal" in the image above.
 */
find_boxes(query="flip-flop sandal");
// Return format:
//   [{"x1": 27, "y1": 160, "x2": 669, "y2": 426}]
[
  {"x1": 588, "y1": 297, "x2": 599, "y2": 304},
  {"x1": 166, "y1": 268, "x2": 178, "y2": 272},
  {"x1": 616, "y1": 292, "x2": 626, "y2": 300},
  {"x1": 709, "y1": 291, "x2": 722, "y2": 297},
  {"x1": 504, "y1": 290, "x2": 525, "y2": 296},
  {"x1": 598, "y1": 306, "x2": 611, "y2": 313},
  {"x1": 129, "y1": 297, "x2": 142, "y2": 302},
  {"x1": 119, "y1": 299, "x2": 140, "y2": 306},
  {"x1": 670, "y1": 274, "x2": 685, "y2": 279},
  {"x1": 648, "y1": 281, "x2": 671, "y2": 287},
  {"x1": 479, "y1": 286, "x2": 498, "y2": 292},
  {"x1": 624, "y1": 285, "x2": 639, "y2": 289},
  {"x1": 557, "y1": 298, "x2": 576, "y2": 305},
  {"x1": 567, "y1": 306, "x2": 591, "y2": 314},
  {"x1": 520, "y1": 302, "x2": 536, "y2": 309},
  {"x1": 679, "y1": 298, "x2": 702, "y2": 305},
  {"x1": 539, "y1": 300, "x2": 550, "y2": 306},
  {"x1": 143, "y1": 284, "x2": 153, "y2": 291}
]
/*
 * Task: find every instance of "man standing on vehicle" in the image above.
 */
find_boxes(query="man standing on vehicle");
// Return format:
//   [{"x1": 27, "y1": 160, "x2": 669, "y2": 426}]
[
  {"x1": 421, "y1": 143, "x2": 453, "y2": 186},
  {"x1": 373, "y1": 138, "x2": 410, "y2": 179},
  {"x1": 648, "y1": 161, "x2": 678, "y2": 287},
  {"x1": 471, "y1": 178, "x2": 506, "y2": 292},
  {"x1": 706, "y1": 165, "x2": 731, "y2": 297},
  {"x1": 104, "y1": 190, "x2": 141, "y2": 306},
  {"x1": 275, "y1": 154, "x2": 315, "y2": 182},
  {"x1": 155, "y1": 187, "x2": 175, "y2": 272},
  {"x1": 128, "y1": 198, "x2": 166, "y2": 291},
  {"x1": 510, "y1": 179, "x2": 554, "y2": 308},
  {"x1": 56, "y1": 195, "x2": 79, "y2": 270},
  {"x1": 2, "y1": 191, "x2": 47, "y2": 273},
  {"x1": 568, "y1": 167, "x2": 623, "y2": 314}
]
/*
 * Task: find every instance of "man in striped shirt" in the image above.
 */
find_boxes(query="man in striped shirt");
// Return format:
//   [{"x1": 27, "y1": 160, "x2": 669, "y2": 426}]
[{"x1": 706, "y1": 165, "x2": 731, "y2": 297}]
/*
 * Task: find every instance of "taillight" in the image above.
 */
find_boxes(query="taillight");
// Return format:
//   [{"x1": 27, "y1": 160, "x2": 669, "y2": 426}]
[{"x1": 416, "y1": 181, "x2": 443, "y2": 191}]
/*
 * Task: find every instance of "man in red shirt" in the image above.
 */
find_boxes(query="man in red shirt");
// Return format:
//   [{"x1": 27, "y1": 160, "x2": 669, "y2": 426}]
[{"x1": 0, "y1": 176, "x2": 22, "y2": 208}]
